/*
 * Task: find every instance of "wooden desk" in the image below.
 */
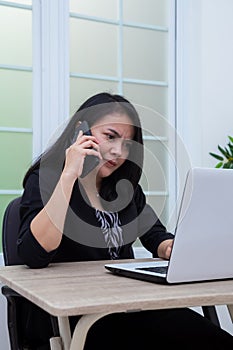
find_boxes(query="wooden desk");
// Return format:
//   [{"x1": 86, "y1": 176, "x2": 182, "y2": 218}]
[{"x1": 0, "y1": 258, "x2": 233, "y2": 350}]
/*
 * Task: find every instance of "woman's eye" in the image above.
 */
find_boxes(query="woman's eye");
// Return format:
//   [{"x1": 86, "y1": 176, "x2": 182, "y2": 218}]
[{"x1": 106, "y1": 133, "x2": 114, "y2": 140}]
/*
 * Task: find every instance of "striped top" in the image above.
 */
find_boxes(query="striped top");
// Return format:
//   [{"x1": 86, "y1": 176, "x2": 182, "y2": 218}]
[{"x1": 95, "y1": 209, "x2": 123, "y2": 259}]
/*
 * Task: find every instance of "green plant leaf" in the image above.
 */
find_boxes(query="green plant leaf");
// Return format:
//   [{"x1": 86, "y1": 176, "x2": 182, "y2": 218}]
[
  {"x1": 218, "y1": 145, "x2": 230, "y2": 158},
  {"x1": 209, "y1": 152, "x2": 224, "y2": 161},
  {"x1": 228, "y1": 143, "x2": 233, "y2": 156},
  {"x1": 228, "y1": 135, "x2": 233, "y2": 143},
  {"x1": 215, "y1": 162, "x2": 223, "y2": 168},
  {"x1": 210, "y1": 136, "x2": 233, "y2": 168},
  {"x1": 225, "y1": 147, "x2": 231, "y2": 157},
  {"x1": 223, "y1": 162, "x2": 230, "y2": 168}
]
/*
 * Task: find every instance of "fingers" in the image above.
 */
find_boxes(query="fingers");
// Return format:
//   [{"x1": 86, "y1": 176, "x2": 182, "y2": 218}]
[
  {"x1": 71, "y1": 132, "x2": 102, "y2": 158},
  {"x1": 158, "y1": 239, "x2": 174, "y2": 260},
  {"x1": 165, "y1": 240, "x2": 173, "y2": 259},
  {"x1": 75, "y1": 130, "x2": 99, "y2": 145},
  {"x1": 80, "y1": 139, "x2": 100, "y2": 150},
  {"x1": 84, "y1": 147, "x2": 102, "y2": 159},
  {"x1": 71, "y1": 140, "x2": 101, "y2": 159},
  {"x1": 67, "y1": 132, "x2": 102, "y2": 160}
]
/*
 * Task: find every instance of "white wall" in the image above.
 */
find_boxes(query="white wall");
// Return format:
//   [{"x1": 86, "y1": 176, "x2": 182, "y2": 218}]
[
  {"x1": 177, "y1": 0, "x2": 233, "y2": 167},
  {"x1": 202, "y1": 0, "x2": 233, "y2": 167},
  {"x1": 176, "y1": 0, "x2": 233, "y2": 335}
]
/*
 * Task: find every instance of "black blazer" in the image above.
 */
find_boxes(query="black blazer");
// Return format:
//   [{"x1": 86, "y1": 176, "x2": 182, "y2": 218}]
[{"x1": 17, "y1": 168, "x2": 174, "y2": 268}]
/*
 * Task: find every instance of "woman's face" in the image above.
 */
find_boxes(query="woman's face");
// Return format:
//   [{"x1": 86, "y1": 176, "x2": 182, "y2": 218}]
[{"x1": 91, "y1": 112, "x2": 135, "y2": 179}]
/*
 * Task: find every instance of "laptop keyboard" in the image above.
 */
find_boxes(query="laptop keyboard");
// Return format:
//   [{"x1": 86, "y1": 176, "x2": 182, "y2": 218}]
[{"x1": 136, "y1": 266, "x2": 168, "y2": 275}]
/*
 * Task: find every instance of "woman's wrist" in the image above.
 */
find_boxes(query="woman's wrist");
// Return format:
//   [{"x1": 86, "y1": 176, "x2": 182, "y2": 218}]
[
  {"x1": 60, "y1": 171, "x2": 76, "y2": 188},
  {"x1": 57, "y1": 172, "x2": 77, "y2": 205}
]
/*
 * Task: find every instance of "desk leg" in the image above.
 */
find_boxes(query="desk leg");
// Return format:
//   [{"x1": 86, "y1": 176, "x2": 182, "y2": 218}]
[
  {"x1": 57, "y1": 316, "x2": 72, "y2": 350},
  {"x1": 227, "y1": 305, "x2": 233, "y2": 323},
  {"x1": 50, "y1": 336, "x2": 63, "y2": 350},
  {"x1": 69, "y1": 312, "x2": 112, "y2": 350}
]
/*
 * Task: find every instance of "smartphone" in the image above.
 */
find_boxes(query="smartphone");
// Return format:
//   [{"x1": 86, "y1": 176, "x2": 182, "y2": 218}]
[{"x1": 71, "y1": 120, "x2": 100, "y2": 178}]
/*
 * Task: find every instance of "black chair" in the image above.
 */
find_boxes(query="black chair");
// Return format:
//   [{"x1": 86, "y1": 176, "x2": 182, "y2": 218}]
[{"x1": 1, "y1": 196, "x2": 59, "y2": 350}]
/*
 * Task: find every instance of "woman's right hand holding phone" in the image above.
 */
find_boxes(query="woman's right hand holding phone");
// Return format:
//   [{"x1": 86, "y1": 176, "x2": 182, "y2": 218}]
[{"x1": 63, "y1": 130, "x2": 102, "y2": 181}]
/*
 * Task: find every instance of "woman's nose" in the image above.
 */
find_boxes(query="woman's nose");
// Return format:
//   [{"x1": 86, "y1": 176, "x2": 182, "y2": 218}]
[{"x1": 110, "y1": 140, "x2": 123, "y2": 157}]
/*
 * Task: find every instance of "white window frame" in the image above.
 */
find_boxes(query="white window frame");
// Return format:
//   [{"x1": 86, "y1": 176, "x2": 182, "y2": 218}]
[
  {"x1": 0, "y1": 0, "x2": 33, "y2": 196},
  {"x1": 32, "y1": 0, "x2": 178, "y2": 226},
  {"x1": 32, "y1": 0, "x2": 70, "y2": 157}
]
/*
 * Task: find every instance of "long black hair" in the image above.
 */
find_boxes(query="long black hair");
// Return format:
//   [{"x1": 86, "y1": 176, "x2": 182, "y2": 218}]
[{"x1": 23, "y1": 92, "x2": 144, "y2": 205}]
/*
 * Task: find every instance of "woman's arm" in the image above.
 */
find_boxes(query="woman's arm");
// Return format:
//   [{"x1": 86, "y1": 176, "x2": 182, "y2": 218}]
[
  {"x1": 25, "y1": 131, "x2": 101, "y2": 252},
  {"x1": 17, "y1": 167, "x2": 77, "y2": 267},
  {"x1": 30, "y1": 172, "x2": 76, "y2": 252},
  {"x1": 18, "y1": 131, "x2": 101, "y2": 267}
]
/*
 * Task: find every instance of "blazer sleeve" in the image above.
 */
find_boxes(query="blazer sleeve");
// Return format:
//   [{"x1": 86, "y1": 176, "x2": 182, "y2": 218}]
[
  {"x1": 134, "y1": 185, "x2": 174, "y2": 257},
  {"x1": 17, "y1": 169, "x2": 58, "y2": 268}
]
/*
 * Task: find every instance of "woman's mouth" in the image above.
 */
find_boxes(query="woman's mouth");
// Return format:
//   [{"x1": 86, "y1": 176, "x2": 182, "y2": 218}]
[{"x1": 105, "y1": 159, "x2": 117, "y2": 167}]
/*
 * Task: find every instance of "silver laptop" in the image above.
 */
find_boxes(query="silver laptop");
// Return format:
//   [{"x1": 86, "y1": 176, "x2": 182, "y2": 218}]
[{"x1": 105, "y1": 167, "x2": 233, "y2": 284}]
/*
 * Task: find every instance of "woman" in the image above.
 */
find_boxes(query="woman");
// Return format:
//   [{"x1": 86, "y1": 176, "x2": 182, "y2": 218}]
[{"x1": 18, "y1": 92, "x2": 233, "y2": 349}]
